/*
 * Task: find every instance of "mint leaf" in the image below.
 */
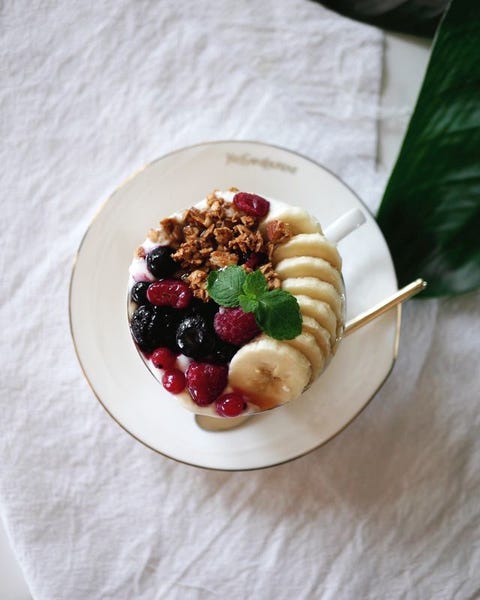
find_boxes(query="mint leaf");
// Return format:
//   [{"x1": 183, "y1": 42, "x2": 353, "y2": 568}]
[
  {"x1": 254, "y1": 289, "x2": 302, "y2": 340},
  {"x1": 242, "y1": 270, "x2": 268, "y2": 298},
  {"x1": 239, "y1": 295, "x2": 259, "y2": 314},
  {"x1": 207, "y1": 266, "x2": 302, "y2": 340},
  {"x1": 207, "y1": 265, "x2": 246, "y2": 307}
]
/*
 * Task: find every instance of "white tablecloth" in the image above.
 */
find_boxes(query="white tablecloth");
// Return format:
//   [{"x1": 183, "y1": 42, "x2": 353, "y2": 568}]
[{"x1": 1, "y1": 2, "x2": 479, "y2": 599}]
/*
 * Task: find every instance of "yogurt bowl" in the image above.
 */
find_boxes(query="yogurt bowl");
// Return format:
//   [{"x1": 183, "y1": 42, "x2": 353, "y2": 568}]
[
  {"x1": 127, "y1": 188, "x2": 348, "y2": 419},
  {"x1": 70, "y1": 140, "x2": 401, "y2": 470}
]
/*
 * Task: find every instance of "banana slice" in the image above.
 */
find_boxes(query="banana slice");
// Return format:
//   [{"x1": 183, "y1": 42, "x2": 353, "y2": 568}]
[
  {"x1": 275, "y1": 256, "x2": 343, "y2": 293},
  {"x1": 295, "y1": 295, "x2": 338, "y2": 345},
  {"x1": 261, "y1": 205, "x2": 322, "y2": 235},
  {"x1": 228, "y1": 337, "x2": 311, "y2": 410},
  {"x1": 281, "y1": 277, "x2": 343, "y2": 322},
  {"x1": 284, "y1": 332, "x2": 325, "y2": 381},
  {"x1": 301, "y1": 316, "x2": 332, "y2": 360},
  {"x1": 272, "y1": 233, "x2": 342, "y2": 270}
]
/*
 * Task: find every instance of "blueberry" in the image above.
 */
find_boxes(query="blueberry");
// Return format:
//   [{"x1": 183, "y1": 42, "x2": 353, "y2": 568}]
[
  {"x1": 208, "y1": 339, "x2": 239, "y2": 364},
  {"x1": 146, "y1": 246, "x2": 177, "y2": 278},
  {"x1": 131, "y1": 281, "x2": 150, "y2": 305},
  {"x1": 188, "y1": 298, "x2": 219, "y2": 320},
  {"x1": 149, "y1": 306, "x2": 181, "y2": 351},
  {"x1": 176, "y1": 314, "x2": 215, "y2": 359},
  {"x1": 130, "y1": 305, "x2": 180, "y2": 353}
]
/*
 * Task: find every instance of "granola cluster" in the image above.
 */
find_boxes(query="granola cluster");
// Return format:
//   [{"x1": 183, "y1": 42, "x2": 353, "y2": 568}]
[{"x1": 148, "y1": 190, "x2": 292, "y2": 301}]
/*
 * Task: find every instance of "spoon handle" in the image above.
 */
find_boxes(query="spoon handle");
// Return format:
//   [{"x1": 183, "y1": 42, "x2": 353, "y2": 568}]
[{"x1": 344, "y1": 278, "x2": 427, "y2": 336}]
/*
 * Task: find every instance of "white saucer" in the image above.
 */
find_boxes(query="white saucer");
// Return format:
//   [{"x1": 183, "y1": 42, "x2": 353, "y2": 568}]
[{"x1": 69, "y1": 141, "x2": 399, "y2": 471}]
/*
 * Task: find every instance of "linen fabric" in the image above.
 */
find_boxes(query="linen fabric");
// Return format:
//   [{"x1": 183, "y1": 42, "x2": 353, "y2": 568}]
[{"x1": 1, "y1": 1, "x2": 479, "y2": 599}]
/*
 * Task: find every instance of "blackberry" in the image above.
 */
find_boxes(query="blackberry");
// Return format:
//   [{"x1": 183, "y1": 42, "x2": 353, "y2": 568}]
[
  {"x1": 130, "y1": 281, "x2": 150, "y2": 305},
  {"x1": 130, "y1": 305, "x2": 180, "y2": 353},
  {"x1": 130, "y1": 305, "x2": 155, "y2": 352},
  {"x1": 146, "y1": 246, "x2": 177, "y2": 278}
]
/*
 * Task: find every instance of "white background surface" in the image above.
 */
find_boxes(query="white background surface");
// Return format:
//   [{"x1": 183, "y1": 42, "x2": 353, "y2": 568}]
[
  {"x1": 0, "y1": 29, "x2": 431, "y2": 600},
  {"x1": 6, "y1": 4, "x2": 480, "y2": 598}
]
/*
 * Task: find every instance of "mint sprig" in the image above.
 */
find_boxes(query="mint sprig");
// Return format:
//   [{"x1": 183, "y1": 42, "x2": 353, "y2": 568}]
[
  {"x1": 207, "y1": 265, "x2": 302, "y2": 340},
  {"x1": 207, "y1": 266, "x2": 246, "y2": 307},
  {"x1": 255, "y1": 289, "x2": 302, "y2": 340},
  {"x1": 241, "y1": 269, "x2": 267, "y2": 298}
]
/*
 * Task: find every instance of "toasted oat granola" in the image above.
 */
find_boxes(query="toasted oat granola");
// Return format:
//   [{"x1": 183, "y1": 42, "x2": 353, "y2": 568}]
[{"x1": 150, "y1": 191, "x2": 289, "y2": 299}]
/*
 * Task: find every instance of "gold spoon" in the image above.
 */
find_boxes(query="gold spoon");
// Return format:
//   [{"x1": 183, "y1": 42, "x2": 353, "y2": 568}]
[
  {"x1": 344, "y1": 278, "x2": 427, "y2": 336},
  {"x1": 195, "y1": 278, "x2": 427, "y2": 432}
]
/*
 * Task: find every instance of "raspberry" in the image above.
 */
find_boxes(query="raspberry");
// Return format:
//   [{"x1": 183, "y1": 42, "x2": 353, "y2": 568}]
[
  {"x1": 215, "y1": 392, "x2": 247, "y2": 417},
  {"x1": 151, "y1": 347, "x2": 177, "y2": 369},
  {"x1": 186, "y1": 362, "x2": 228, "y2": 406},
  {"x1": 233, "y1": 192, "x2": 270, "y2": 217},
  {"x1": 147, "y1": 279, "x2": 192, "y2": 309},
  {"x1": 162, "y1": 369, "x2": 186, "y2": 394},
  {"x1": 213, "y1": 307, "x2": 260, "y2": 346}
]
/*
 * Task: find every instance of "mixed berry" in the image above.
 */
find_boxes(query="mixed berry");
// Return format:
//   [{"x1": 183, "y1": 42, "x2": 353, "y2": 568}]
[
  {"x1": 233, "y1": 192, "x2": 270, "y2": 217},
  {"x1": 130, "y1": 268, "x2": 241, "y2": 362},
  {"x1": 214, "y1": 307, "x2": 260, "y2": 346},
  {"x1": 215, "y1": 392, "x2": 247, "y2": 418},
  {"x1": 162, "y1": 369, "x2": 186, "y2": 394},
  {"x1": 146, "y1": 279, "x2": 193, "y2": 309},
  {"x1": 146, "y1": 245, "x2": 177, "y2": 278},
  {"x1": 186, "y1": 362, "x2": 229, "y2": 406},
  {"x1": 129, "y1": 190, "x2": 275, "y2": 417}
]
